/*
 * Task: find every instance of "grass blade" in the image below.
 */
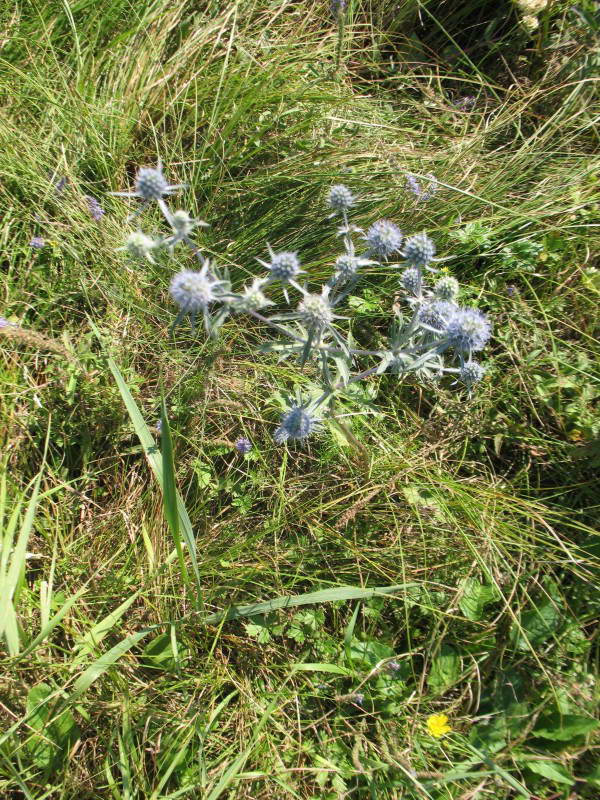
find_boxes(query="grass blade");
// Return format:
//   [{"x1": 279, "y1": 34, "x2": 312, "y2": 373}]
[{"x1": 203, "y1": 583, "x2": 416, "y2": 624}]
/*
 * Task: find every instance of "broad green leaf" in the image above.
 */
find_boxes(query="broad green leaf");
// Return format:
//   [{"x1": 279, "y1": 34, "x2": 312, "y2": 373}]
[
  {"x1": 458, "y1": 578, "x2": 499, "y2": 621},
  {"x1": 523, "y1": 760, "x2": 574, "y2": 786},
  {"x1": 349, "y1": 638, "x2": 395, "y2": 668},
  {"x1": 25, "y1": 684, "x2": 79, "y2": 770},
  {"x1": 142, "y1": 631, "x2": 187, "y2": 673},
  {"x1": 510, "y1": 600, "x2": 562, "y2": 651},
  {"x1": 428, "y1": 644, "x2": 460, "y2": 693},
  {"x1": 204, "y1": 583, "x2": 415, "y2": 624},
  {"x1": 533, "y1": 714, "x2": 598, "y2": 742}
]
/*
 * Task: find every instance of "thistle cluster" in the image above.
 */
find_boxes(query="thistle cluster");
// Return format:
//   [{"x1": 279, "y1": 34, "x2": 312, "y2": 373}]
[{"x1": 111, "y1": 165, "x2": 492, "y2": 445}]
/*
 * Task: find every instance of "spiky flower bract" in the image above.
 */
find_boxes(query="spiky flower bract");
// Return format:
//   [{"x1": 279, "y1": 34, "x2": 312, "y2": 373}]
[
  {"x1": 328, "y1": 184, "x2": 355, "y2": 213},
  {"x1": 298, "y1": 288, "x2": 334, "y2": 333},
  {"x1": 365, "y1": 219, "x2": 403, "y2": 259},
  {"x1": 418, "y1": 301, "x2": 457, "y2": 331},
  {"x1": 165, "y1": 210, "x2": 209, "y2": 251},
  {"x1": 119, "y1": 231, "x2": 159, "y2": 263},
  {"x1": 334, "y1": 254, "x2": 360, "y2": 281},
  {"x1": 274, "y1": 405, "x2": 319, "y2": 444},
  {"x1": 169, "y1": 262, "x2": 226, "y2": 313},
  {"x1": 434, "y1": 275, "x2": 459, "y2": 301},
  {"x1": 230, "y1": 278, "x2": 273, "y2": 313},
  {"x1": 460, "y1": 360, "x2": 486, "y2": 388},
  {"x1": 404, "y1": 233, "x2": 436, "y2": 268},
  {"x1": 446, "y1": 307, "x2": 492, "y2": 353},
  {"x1": 400, "y1": 266, "x2": 421, "y2": 295}
]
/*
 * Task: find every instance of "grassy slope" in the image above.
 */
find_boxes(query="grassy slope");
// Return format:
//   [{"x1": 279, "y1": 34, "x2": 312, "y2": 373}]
[{"x1": 1, "y1": 1, "x2": 599, "y2": 798}]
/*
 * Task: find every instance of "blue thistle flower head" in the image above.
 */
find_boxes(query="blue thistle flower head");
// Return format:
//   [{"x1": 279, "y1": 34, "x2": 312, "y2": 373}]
[
  {"x1": 234, "y1": 437, "x2": 252, "y2": 454},
  {"x1": 460, "y1": 360, "x2": 486, "y2": 388},
  {"x1": 169, "y1": 262, "x2": 227, "y2": 312},
  {"x1": 274, "y1": 405, "x2": 320, "y2": 444},
  {"x1": 135, "y1": 166, "x2": 170, "y2": 200},
  {"x1": 328, "y1": 184, "x2": 355, "y2": 213},
  {"x1": 365, "y1": 219, "x2": 403, "y2": 260},
  {"x1": 266, "y1": 250, "x2": 301, "y2": 283},
  {"x1": 110, "y1": 163, "x2": 186, "y2": 207},
  {"x1": 400, "y1": 266, "x2": 421, "y2": 295},
  {"x1": 297, "y1": 287, "x2": 334, "y2": 332},
  {"x1": 446, "y1": 307, "x2": 492, "y2": 353},
  {"x1": 433, "y1": 275, "x2": 459, "y2": 301},
  {"x1": 403, "y1": 233, "x2": 436, "y2": 267},
  {"x1": 418, "y1": 301, "x2": 457, "y2": 331}
]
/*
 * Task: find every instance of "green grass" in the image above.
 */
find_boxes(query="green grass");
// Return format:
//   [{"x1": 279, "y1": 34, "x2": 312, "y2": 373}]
[{"x1": 1, "y1": 0, "x2": 599, "y2": 797}]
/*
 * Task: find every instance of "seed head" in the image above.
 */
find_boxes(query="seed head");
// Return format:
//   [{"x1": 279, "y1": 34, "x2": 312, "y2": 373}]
[
  {"x1": 400, "y1": 266, "x2": 421, "y2": 295},
  {"x1": 169, "y1": 265, "x2": 224, "y2": 312},
  {"x1": 365, "y1": 219, "x2": 403, "y2": 259},
  {"x1": 433, "y1": 276, "x2": 459, "y2": 301},
  {"x1": 460, "y1": 360, "x2": 486, "y2": 388},
  {"x1": 274, "y1": 405, "x2": 319, "y2": 444},
  {"x1": 446, "y1": 307, "x2": 492, "y2": 353},
  {"x1": 298, "y1": 290, "x2": 334, "y2": 332},
  {"x1": 403, "y1": 233, "x2": 436, "y2": 267},
  {"x1": 328, "y1": 184, "x2": 355, "y2": 213}
]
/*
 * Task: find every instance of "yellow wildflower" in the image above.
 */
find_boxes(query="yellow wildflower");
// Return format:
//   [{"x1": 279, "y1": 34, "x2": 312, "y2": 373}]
[{"x1": 426, "y1": 713, "x2": 452, "y2": 738}]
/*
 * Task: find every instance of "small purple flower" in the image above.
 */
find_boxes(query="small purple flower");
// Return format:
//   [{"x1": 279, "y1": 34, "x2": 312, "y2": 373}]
[
  {"x1": 351, "y1": 693, "x2": 365, "y2": 705},
  {"x1": 405, "y1": 173, "x2": 421, "y2": 197},
  {"x1": 405, "y1": 173, "x2": 438, "y2": 202},
  {"x1": 454, "y1": 96, "x2": 476, "y2": 111},
  {"x1": 30, "y1": 237, "x2": 45, "y2": 249},
  {"x1": 155, "y1": 419, "x2": 162, "y2": 435},
  {"x1": 506, "y1": 285, "x2": 518, "y2": 297},
  {"x1": 387, "y1": 660, "x2": 401, "y2": 672},
  {"x1": 0, "y1": 317, "x2": 13, "y2": 329},
  {"x1": 234, "y1": 437, "x2": 252, "y2": 454},
  {"x1": 331, "y1": 0, "x2": 346, "y2": 16},
  {"x1": 85, "y1": 195, "x2": 104, "y2": 221},
  {"x1": 55, "y1": 176, "x2": 68, "y2": 193}
]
